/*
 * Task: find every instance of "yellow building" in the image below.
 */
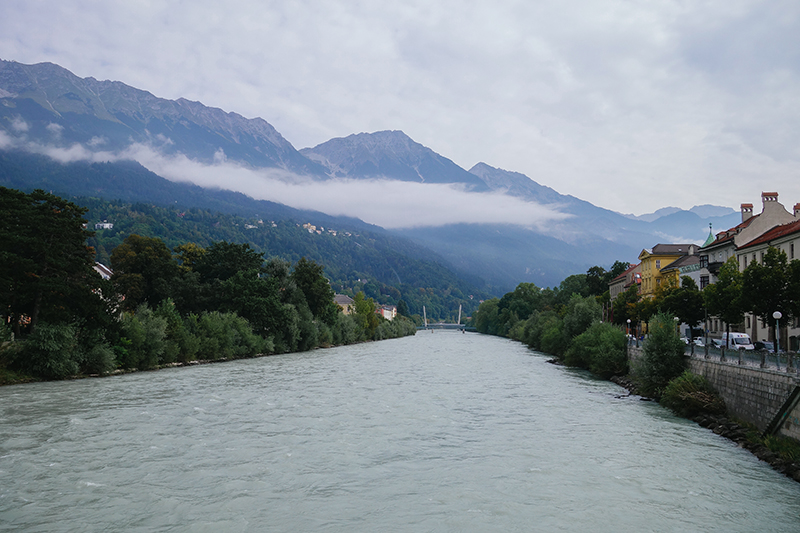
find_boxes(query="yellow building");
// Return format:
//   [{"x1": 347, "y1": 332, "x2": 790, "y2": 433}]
[{"x1": 637, "y1": 244, "x2": 698, "y2": 297}]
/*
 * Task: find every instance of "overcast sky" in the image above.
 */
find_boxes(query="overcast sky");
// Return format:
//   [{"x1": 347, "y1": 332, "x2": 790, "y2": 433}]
[{"x1": 2, "y1": 0, "x2": 800, "y2": 217}]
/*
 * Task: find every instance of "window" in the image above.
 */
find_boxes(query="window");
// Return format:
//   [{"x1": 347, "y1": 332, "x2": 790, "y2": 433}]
[
  {"x1": 700, "y1": 255, "x2": 709, "y2": 268},
  {"x1": 700, "y1": 275, "x2": 709, "y2": 289},
  {"x1": 791, "y1": 243, "x2": 795, "y2": 260},
  {"x1": 746, "y1": 316, "x2": 750, "y2": 328},
  {"x1": 656, "y1": 260, "x2": 661, "y2": 269},
  {"x1": 760, "y1": 251, "x2": 764, "y2": 263},
  {"x1": 743, "y1": 256, "x2": 748, "y2": 268}
]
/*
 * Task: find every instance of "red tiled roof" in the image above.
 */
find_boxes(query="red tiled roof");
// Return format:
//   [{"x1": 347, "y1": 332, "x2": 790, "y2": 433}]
[
  {"x1": 610, "y1": 263, "x2": 637, "y2": 283},
  {"x1": 738, "y1": 219, "x2": 800, "y2": 250}
]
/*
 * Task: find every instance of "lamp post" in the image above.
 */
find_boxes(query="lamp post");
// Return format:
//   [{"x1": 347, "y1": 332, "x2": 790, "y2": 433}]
[
  {"x1": 674, "y1": 316, "x2": 680, "y2": 335},
  {"x1": 627, "y1": 318, "x2": 631, "y2": 342},
  {"x1": 773, "y1": 311, "x2": 782, "y2": 369}
]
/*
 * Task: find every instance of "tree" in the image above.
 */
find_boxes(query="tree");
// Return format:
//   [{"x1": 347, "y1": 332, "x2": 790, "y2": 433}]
[
  {"x1": 790, "y1": 260, "x2": 800, "y2": 319},
  {"x1": 473, "y1": 298, "x2": 500, "y2": 335},
  {"x1": 742, "y1": 247, "x2": 793, "y2": 339},
  {"x1": 662, "y1": 276, "x2": 705, "y2": 335},
  {"x1": 554, "y1": 274, "x2": 589, "y2": 306},
  {"x1": 111, "y1": 234, "x2": 180, "y2": 311},
  {"x1": 612, "y1": 286, "x2": 639, "y2": 327},
  {"x1": 291, "y1": 257, "x2": 339, "y2": 325},
  {"x1": 634, "y1": 311, "x2": 687, "y2": 397},
  {"x1": 498, "y1": 282, "x2": 545, "y2": 321},
  {"x1": 0, "y1": 187, "x2": 101, "y2": 336},
  {"x1": 562, "y1": 294, "x2": 601, "y2": 339},
  {"x1": 173, "y1": 242, "x2": 206, "y2": 272},
  {"x1": 704, "y1": 257, "x2": 745, "y2": 348},
  {"x1": 193, "y1": 241, "x2": 263, "y2": 283},
  {"x1": 585, "y1": 266, "x2": 608, "y2": 297},
  {"x1": 397, "y1": 299, "x2": 410, "y2": 317},
  {"x1": 352, "y1": 291, "x2": 379, "y2": 339}
]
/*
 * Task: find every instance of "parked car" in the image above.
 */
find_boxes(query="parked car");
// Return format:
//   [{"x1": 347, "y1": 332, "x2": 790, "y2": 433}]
[
  {"x1": 753, "y1": 341, "x2": 774, "y2": 352},
  {"x1": 693, "y1": 338, "x2": 706, "y2": 347}
]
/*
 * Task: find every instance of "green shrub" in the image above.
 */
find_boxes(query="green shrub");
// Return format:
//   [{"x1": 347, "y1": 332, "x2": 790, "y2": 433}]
[
  {"x1": 562, "y1": 295, "x2": 601, "y2": 339},
  {"x1": 189, "y1": 311, "x2": 270, "y2": 360},
  {"x1": 661, "y1": 371, "x2": 725, "y2": 417},
  {"x1": 763, "y1": 434, "x2": 800, "y2": 462},
  {"x1": 565, "y1": 322, "x2": 628, "y2": 378},
  {"x1": 633, "y1": 311, "x2": 687, "y2": 397},
  {"x1": 540, "y1": 321, "x2": 568, "y2": 357},
  {"x1": 120, "y1": 305, "x2": 167, "y2": 369},
  {"x1": 16, "y1": 323, "x2": 80, "y2": 380},
  {"x1": 82, "y1": 343, "x2": 116, "y2": 375}
]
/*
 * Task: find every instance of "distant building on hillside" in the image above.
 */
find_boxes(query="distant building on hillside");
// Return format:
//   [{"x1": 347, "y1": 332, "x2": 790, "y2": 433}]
[
  {"x1": 334, "y1": 294, "x2": 354, "y2": 315},
  {"x1": 377, "y1": 305, "x2": 397, "y2": 321}
]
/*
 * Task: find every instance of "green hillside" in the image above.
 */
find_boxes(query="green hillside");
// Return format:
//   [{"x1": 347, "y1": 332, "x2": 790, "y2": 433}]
[{"x1": 0, "y1": 150, "x2": 488, "y2": 320}]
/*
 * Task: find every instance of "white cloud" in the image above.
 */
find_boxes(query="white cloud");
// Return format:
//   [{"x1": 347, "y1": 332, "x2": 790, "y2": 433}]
[
  {"x1": 118, "y1": 143, "x2": 570, "y2": 229},
  {"x1": 11, "y1": 116, "x2": 29, "y2": 132},
  {"x1": 46, "y1": 123, "x2": 64, "y2": 137},
  {"x1": 1, "y1": 0, "x2": 799, "y2": 215}
]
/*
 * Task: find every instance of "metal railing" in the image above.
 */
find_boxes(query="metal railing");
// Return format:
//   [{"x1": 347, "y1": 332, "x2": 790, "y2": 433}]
[{"x1": 684, "y1": 342, "x2": 799, "y2": 374}]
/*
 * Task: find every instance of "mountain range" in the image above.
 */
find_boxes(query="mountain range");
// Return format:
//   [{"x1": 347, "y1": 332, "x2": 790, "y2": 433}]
[{"x1": 0, "y1": 59, "x2": 740, "y2": 292}]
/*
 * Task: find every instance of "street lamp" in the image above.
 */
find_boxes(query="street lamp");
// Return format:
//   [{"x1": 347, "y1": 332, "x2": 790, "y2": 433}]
[
  {"x1": 627, "y1": 318, "x2": 631, "y2": 339},
  {"x1": 773, "y1": 311, "x2": 782, "y2": 369},
  {"x1": 674, "y1": 316, "x2": 680, "y2": 336}
]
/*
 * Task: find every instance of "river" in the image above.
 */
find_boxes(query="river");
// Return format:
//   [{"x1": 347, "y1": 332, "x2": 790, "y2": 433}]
[{"x1": 2, "y1": 332, "x2": 799, "y2": 532}]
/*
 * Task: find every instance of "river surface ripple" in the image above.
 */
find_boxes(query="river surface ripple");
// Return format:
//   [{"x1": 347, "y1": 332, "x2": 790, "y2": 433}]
[{"x1": 2, "y1": 332, "x2": 799, "y2": 532}]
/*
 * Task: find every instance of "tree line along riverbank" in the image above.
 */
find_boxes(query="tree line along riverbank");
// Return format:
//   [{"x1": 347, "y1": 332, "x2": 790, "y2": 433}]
[
  {"x1": 0, "y1": 187, "x2": 415, "y2": 384},
  {"x1": 470, "y1": 285, "x2": 800, "y2": 483}
]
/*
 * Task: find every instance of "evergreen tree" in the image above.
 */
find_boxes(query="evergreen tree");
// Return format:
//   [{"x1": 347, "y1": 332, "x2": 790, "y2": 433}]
[
  {"x1": 0, "y1": 187, "x2": 101, "y2": 336},
  {"x1": 111, "y1": 234, "x2": 180, "y2": 311}
]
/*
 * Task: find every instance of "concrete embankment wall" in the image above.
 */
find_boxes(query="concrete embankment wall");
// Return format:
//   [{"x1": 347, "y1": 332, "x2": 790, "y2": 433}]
[
  {"x1": 627, "y1": 346, "x2": 800, "y2": 438},
  {"x1": 688, "y1": 359, "x2": 797, "y2": 434}
]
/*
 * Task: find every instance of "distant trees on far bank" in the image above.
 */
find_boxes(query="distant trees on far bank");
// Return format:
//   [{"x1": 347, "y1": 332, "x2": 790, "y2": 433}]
[
  {"x1": 470, "y1": 267, "x2": 630, "y2": 380},
  {"x1": 1, "y1": 187, "x2": 415, "y2": 383}
]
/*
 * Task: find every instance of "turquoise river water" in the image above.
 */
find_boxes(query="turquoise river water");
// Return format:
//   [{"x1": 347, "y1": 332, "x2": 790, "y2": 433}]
[{"x1": 2, "y1": 332, "x2": 799, "y2": 532}]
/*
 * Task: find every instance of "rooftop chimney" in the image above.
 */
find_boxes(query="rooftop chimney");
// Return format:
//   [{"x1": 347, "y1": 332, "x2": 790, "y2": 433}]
[
  {"x1": 762, "y1": 191, "x2": 779, "y2": 208},
  {"x1": 795, "y1": 203, "x2": 800, "y2": 218},
  {"x1": 741, "y1": 203, "x2": 754, "y2": 222}
]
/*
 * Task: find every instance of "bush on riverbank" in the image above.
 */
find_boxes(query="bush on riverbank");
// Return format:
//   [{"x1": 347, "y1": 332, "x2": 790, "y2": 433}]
[
  {"x1": 632, "y1": 312, "x2": 687, "y2": 397},
  {"x1": 565, "y1": 322, "x2": 628, "y2": 378},
  {"x1": 660, "y1": 371, "x2": 725, "y2": 418}
]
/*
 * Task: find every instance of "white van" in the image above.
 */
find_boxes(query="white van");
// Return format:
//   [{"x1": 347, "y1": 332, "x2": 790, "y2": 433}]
[{"x1": 719, "y1": 332, "x2": 754, "y2": 350}]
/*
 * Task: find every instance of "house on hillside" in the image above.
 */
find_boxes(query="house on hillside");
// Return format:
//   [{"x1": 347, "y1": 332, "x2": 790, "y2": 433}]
[
  {"x1": 377, "y1": 305, "x2": 397, "y2": 321},
  {"x1": 334, "y1": 294, "x2": 354, "y2": 315},
  {"x1": 93, "y1": 262, "x2": 113, "y2": 280}
]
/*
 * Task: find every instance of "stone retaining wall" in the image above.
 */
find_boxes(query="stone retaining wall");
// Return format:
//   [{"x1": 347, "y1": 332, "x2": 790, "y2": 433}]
[
  {"x1": 688, "y1": 359, "x2": 798, "y2": 432},
  {"x1": 626, "y1": 344, "x2": 800, "y2": 436}
]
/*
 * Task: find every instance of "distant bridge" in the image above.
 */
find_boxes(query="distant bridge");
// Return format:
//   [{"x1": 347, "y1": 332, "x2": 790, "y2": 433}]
[
  {"x1": 417, "y1": 323, "x2": 476, "y2": 332},
  {"x1": 417, "y1": 305, "x2": 475, "y2": 331}
]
